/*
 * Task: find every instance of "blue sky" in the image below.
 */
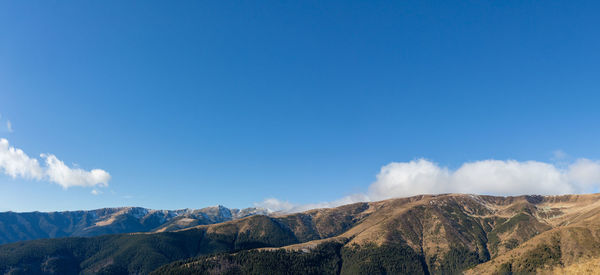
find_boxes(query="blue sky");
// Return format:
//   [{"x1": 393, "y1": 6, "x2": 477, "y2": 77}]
[{"x1": 1, "y1": 1, "x2": 600, "y2": 212}]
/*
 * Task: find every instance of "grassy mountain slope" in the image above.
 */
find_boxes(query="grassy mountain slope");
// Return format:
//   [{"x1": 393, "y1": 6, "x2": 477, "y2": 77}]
[
  {"x1": 156, "y1": 193, "x2": 600, "y2": 274},
  {"x1": 465, "y1": 194, "x2": 600, "y2": 274},
  {"x1": 2, "y1": 193, "x2": 600, "y2": 274}
]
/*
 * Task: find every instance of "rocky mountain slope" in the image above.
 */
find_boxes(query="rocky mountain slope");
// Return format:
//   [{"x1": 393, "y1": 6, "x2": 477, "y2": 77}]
[
  {"x1": 2, "y1": 193, "x2": 600, "y2": 274},
  {"x1": 0, "y1": 205, "x2": 267, "y2": 244}
]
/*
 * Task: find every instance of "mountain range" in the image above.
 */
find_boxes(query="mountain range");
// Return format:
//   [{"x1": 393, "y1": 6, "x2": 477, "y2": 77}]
[
  {"x1": 0, "y1": 206, "x2": 268, "y2": 245},
  {"x1": 2, "y1": 193, "x2": 600, "y2": 274}
]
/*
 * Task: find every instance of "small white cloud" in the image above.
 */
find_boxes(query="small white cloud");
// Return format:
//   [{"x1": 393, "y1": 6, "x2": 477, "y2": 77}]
[
  {"x1": 0, "y1": 138, "x2": 110, "y2": 189},
  {"x1": 255, "y1": 198, "x2": 295, "y2": 212},
  {"x1": 255, "y1": 194, "x2": 370, "y2": 213},
  {"x1": 6, "y1": 120, "x2": 13, "y2": 133},
  {"x1": 42, "y1": 154, "x2": 110, "y2": 188},
  {"x1": 91, "y1": 189, "x2": 102, "y2": 195}
]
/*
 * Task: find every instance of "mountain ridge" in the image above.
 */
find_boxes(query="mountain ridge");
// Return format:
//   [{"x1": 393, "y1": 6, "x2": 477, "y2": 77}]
[
  {"x1": 0, "y1": 205, "x2": 269, "y2": 245},
  {"x1": 2, "y1": 193, "x2": 600, "y2": 274}
]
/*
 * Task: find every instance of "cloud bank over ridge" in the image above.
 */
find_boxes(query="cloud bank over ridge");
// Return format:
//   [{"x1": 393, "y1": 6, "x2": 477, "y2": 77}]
[
  {"x1": 258, "y1": 158, "x2": 600, "y2": 212},
  {"x1": 0, "y1": 138, "x2": 110, "y2": 189}
]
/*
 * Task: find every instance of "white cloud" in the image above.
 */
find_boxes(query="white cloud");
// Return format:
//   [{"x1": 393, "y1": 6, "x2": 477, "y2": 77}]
[
  {"x1": 368, "y1": 159, "x2": 450, "y2": 200},
  {"x1": 369, "y1": 159, "x2": 600, "y2": 200},
  {"x1": 255, "y1": 198, "x2": 295, "y2": 212},
  {"x1": 91, "y1": 189, "x2": 102, "y2": 195},
  {"x1": 256, "y1": 193, "x2": 371, "y2": 213},
  {"x1": 6, "y1": 120, "x2": 12, "y2": 133},
  {"x1": 0, "y1": 138, "x2": 110, "y2": 189},
  {"x1": 42, "y1": 154, "x2": 110, "y2": 188},
  {"x1": 259, "y1": 158, "x2": 600, "y2": 213},
  {"x1": 567, "y1": 159, "x2": 600, "y2": 191},
  {"x1": 0, "y1": 139, "x2": 44, "y2": 180}
]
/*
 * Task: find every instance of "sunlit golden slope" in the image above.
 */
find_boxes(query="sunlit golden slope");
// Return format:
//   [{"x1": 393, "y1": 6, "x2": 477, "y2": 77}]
[
  {"x1": 465, "y1": 194, "x2": 600, "y2": 274},
  {"x1": 279, "y1": 193, "x2": 600, "y2": 274}
]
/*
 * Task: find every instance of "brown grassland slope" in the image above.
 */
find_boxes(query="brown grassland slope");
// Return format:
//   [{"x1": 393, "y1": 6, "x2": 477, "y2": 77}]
[
  {"x1": 160, "y1": 193, "x2": 600, "y2": 274},
  {"x1": 3, "y1": 193, "x2": 600, "y2": 274}
]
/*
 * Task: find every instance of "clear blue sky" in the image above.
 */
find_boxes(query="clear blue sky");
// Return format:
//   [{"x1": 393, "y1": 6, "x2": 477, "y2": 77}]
[{"x1": 1, "y1": 1, "x2": 599, "y2": 211}]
